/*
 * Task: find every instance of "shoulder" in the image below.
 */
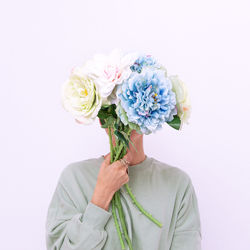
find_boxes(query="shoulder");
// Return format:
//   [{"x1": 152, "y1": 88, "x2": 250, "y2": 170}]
[
  {"x1": 58, "y1": 156, "x2": 102, "y2": 186},
  {"x1": 151, "y1": 157, "x2": 193, "y2": 191},
  {"x1": 151, "y1": 157, "x2": 198, "y2": 207}
]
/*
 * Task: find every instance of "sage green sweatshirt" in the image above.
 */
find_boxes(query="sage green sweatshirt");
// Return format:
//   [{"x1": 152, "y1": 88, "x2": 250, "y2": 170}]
[{"x1": 45, "y1": 155, "x2": 202, "y2": 250}]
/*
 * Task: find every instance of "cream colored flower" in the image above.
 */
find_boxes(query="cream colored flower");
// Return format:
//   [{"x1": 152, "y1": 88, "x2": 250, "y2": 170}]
[
  {"x1": 61, "y1": 66, "x2": 102, "y2": 125},
  {"x1": 169, "y1": 75, "x2": 191, "y2": 123}
]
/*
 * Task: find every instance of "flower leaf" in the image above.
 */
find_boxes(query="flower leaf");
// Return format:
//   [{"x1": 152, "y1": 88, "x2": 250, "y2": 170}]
[
  {"x1": 167, "y1": 115, "x2": 181, "y2": 130},
  {"x1": 108, "y1": 104, "x2": 117, "y2": 118},
  {"x1": 98, "y1": 104, "x2": 117, "y2": 120},
  {"x1": 101, "y1": 104, "x2": 110, "y2": 109},
  {"x1": 99, "y1": 118, "x2": 105, "y2": 126},
  {"x1": 100, "y1": 116, "x2": 116, "y2": 128},
  {"x1": 119, "y1": 131, "x2": 138, "y2": 152},
  {"x1": 97, "y1": 109, "x2": 111, "y2": 119},
  {"x1": 106, "y1": 116, "x2": 115, "y2": 126},
  {"x1": 101, "y1": 122, "x2": 109, "y2": 128},
  {"x1": 114, "y1": 130, "x2": 129, "y2": 147},
  {"x1": 114, "y1": 122, "x2": 119, "y2": 130}
]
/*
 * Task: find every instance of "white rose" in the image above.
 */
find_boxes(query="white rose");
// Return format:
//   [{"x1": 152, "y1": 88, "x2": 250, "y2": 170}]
[
  {"x1": 61, "y1": 66, "x2": 102, "y2": 125},
  {"x1": 169, "y1": 75, "x2": 191, "y2": 123},
  {"x1": 84, "y1": 49, "x2": 138, "y2": 103}
]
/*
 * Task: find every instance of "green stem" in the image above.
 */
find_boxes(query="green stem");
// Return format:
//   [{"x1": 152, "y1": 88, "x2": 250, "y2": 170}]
[
  {"x1": 108, "y1": 122, "x2": 162, "y2": 250},
  {"x1": 114, "y1": 143, "x2": 124, "y2": 162},
  {"x1": 115, "y1": 191, "x2": 133, "y2": 250},
  {"x1": 108, "y1": 126, "x2": 114, "y2": 162},
  {"x1": 124, "y1": 183, "x2": 163, "y2": 228},
  {"x1": 112, "y1": 198, "x2": 125, "y2": 249},
  {"x1": 109, "y1": 125, "x2": 126, "y2": 250}
]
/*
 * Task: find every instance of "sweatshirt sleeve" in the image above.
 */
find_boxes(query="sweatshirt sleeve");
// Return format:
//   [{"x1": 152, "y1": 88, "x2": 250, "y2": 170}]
[
  {"x1": 170, "y1": 178, "x2": 202, "y2": 250},
  {"x1": 45, "y1": 180, "x2": 112, "y2": 250}
]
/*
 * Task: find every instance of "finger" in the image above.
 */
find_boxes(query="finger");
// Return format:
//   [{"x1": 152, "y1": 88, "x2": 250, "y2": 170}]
[
  {"x1": 119, "y1": 164, "x2": 128, "y2": 176},
  {"x1": 122, "y1": 164, "x2": 129, "y2": 174},
  {"x1": 103, "y1": 153, "x2": 111, "y2": 166},
  {"x1": 119, "y1": 159, "x2": 129, "y2": 170},
  {"x1": 122, "y1": 153, "x2": 131, "y2": 166},
  {"x1": 112, "y1": 159, "x2": 124, "y2": 169}
]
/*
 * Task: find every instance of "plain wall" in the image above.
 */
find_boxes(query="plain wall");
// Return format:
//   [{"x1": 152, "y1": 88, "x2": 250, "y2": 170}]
[{"x1": 0, "y1": 0, "x2": 249, "y2": 249}]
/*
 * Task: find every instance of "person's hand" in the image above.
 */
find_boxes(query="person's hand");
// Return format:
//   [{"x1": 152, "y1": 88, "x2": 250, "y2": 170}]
[{"x1": 91, "y1": 152, "x2": 130, "y2": 211}]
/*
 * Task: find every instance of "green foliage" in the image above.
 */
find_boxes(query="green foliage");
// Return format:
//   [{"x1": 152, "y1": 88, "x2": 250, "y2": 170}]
[
  {"x1": 97, "y1": 104, "x2": 117, "y2": 128},
  {"x1": 114, "y1": 130, "x2": 129, "y2": 147},
  {"x1": 119, "y1": 130, "x2": 138, "y2": 152},
  {"x1": 98, "y1": 104, "x2": 137, "y2": 152},
  {"x1": 166, "y1": 115, "x2": 181, "y2": 130}
]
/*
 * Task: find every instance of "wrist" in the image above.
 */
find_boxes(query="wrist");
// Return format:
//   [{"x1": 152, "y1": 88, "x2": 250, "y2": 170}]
[{"x1": 91, "y1": 186, "x2": 115, "y2": 211}]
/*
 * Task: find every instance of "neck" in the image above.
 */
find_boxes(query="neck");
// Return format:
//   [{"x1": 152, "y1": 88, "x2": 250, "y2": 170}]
[{"x1": 126, "y1": 135, "x2": 146, "y2": 166}]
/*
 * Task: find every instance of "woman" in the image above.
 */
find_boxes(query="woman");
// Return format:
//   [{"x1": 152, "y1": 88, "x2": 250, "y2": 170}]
[{"x1": 45, "y1": 119, "x2": 202, "y2": 250}]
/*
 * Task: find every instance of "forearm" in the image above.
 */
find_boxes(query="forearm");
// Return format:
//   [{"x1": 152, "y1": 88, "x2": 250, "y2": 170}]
[
  {"x1": 91, "y1": 185, "x2": 115, "y2": 211},
  {"x1": 46, "y1": 182, "x2": 112, "y2": 250}
]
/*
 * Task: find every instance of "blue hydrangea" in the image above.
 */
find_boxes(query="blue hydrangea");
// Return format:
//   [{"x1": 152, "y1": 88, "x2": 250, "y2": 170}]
[
  {"x1": 117, "y1": 67, "x2": 177, "y2": 134},
  {"x1": 130, "y1": 55, "x2": 161, "y2": 73}
]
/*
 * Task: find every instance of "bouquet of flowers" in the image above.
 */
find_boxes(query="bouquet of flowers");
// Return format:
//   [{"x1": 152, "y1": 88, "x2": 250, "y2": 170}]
[{"x1": 61, "y1": 49, "x2": 191, "y2": 250}]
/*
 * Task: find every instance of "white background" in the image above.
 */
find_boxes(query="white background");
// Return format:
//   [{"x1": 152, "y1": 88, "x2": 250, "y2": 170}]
[{"x1": 1, "y1": 0, "x2": 250, "y2": 249}]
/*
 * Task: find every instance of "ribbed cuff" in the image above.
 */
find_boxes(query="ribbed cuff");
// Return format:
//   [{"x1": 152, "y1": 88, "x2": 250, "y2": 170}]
[{"x1": 83, "y1": 201, "x2": 112, "y2": 230}]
